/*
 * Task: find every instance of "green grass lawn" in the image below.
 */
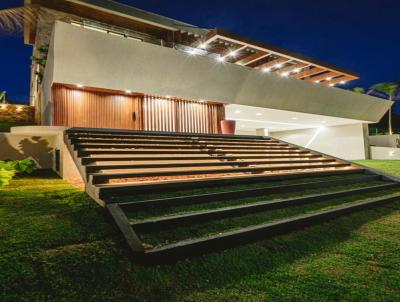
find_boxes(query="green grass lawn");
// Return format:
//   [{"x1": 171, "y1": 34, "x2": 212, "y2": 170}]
[{"x1": 1, "y1": 161, "x2": 400, "y2": 301}]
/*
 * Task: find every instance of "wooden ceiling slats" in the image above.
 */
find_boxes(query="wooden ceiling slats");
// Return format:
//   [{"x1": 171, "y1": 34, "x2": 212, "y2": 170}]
[
  {"x1": 276, "y1": 62, "x2": 309, "y2": 75},
  {"x1": 291, "y1": 67, "x2": 325, "y2": 79},
  {"x1": 236, "y1": 51, "x2": 271, "y2": 66},
  {"x1": 256, "y1": 57, "x2": 291, "y2": 70},
  {"x1": 320, "y1": 76, "x2": 353, "y2": 86},
  {"x1": 307, "y1": 71, "x2": 341, "y2": 83}
]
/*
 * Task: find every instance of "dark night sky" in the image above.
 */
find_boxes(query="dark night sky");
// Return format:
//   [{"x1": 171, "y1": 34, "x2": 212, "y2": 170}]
[{"x1": 0, "y1": 0, "x2": 399, "y2": 104}]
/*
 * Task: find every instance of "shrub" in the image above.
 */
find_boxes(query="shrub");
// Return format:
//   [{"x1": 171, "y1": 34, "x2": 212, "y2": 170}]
[{"x1": 0, "y1": 159, "x2": 36, "y2": 188}]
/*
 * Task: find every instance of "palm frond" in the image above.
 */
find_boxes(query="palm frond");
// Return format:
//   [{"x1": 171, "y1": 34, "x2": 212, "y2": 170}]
[
  {"x1": 0, "y1": 5, "x2": 39, "y2": 33},
  {"x1": 370, "y1": 82, "x2": 399, "y2": 98}
]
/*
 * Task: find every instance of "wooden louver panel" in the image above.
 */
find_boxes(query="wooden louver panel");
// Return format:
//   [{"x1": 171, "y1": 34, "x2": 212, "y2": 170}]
[
  {"x1": 52, "y1": 84, "x2": 144, "y2": 130},
  {"x1": 143, "y1": 95, "x2": 224, "y2": 134}
]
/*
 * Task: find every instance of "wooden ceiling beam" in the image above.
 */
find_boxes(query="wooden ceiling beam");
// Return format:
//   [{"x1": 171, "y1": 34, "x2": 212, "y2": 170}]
[
  {"x1": 307, "y1": 71, "x2": 341, "y2": 83},
  {"x1": 220, "y1": 44, "x2": 248, "y2": 59},
  {"x1": 291, "y1": 67, "x2": 325, "y2": 79},
  {"x1": 256, "y1": 57, "x2": 291, "y2": 70},
  {"x1": 320, "y1": 76, "x2": 354, "y2": 86},
  {"x1": 236, "y1": 51, "x2": 271, "y2": 66},
  {"x1": 275, "y1": 62, "x2": 309, "y2": 75}
]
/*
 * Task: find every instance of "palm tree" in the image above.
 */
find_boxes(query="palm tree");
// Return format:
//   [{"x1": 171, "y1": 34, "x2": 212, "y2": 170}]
[
  {"x1": 0, "y1": 4, "x2": 40, "y2": 33},
  {"x1": 0, "y1": 91, "x2": 7, "y2": 104},
  {"x1": 352, "y1": 87, "x2": 365, "y2": 94},
  {"x1": 370, "y1": 82, "x2": 400, "y2": 135}
]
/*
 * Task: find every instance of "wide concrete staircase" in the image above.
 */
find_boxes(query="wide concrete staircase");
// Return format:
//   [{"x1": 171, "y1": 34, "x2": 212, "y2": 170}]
[{"x1": 65, "y1": 128, "x2": 400, "y2": 264}]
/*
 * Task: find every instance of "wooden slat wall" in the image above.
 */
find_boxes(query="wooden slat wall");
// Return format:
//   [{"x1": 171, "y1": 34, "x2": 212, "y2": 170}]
[
  {"x1": 52, "y1": 84, "x2": 225, "y2": 133},
  {"x1": 52, "y1": 84, "x2": 144, "y2": 130},
  {"x1": 143, "y1": 95, "x2": 224, "y2": 134}
]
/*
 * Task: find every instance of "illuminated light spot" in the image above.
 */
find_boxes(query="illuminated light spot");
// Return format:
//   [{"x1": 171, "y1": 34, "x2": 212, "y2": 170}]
[
  {"x1": 228, "y1": 50, "x2": 237, "y2": 57},
  {"x1": 217, "y1": 56, "x2": 225, "y2": 62},
  {"x1": 274, "y1": 63, "x2": 283, "y2": 69},
  {"x1": 281, "y1": 72, "x2": 289, "y2": 77},
  {"x1": 262, "y1": 67, "x2": 271, "y2": 73},
  {"x1": 291, "y1": 117, "x2": 298, "y2": 120},
  {"x1": 166, "y1": 95, "x2": 171, "y2": 98},
  {"x1": 199, "y1": 99, "x2": 205, "y2": 103},
  {"x1": 326, "y1": 77, "x2": 332, "y2": 81},
  {"x1": 188, "y1": 49, "x2": 198, "y2": 55},
  {"x1": 329, "y1": 83, "x2": 335, "y2": 87},
  {"x1": 293, "y1": 68, "x2": 301, "y2": 73},
  {"x1": 256, "y1": 113, "x2": 262, "y2": 116},
  {"x1": 199, "y1": 43, "x2": 207, "y2": 49},
  {"x1": 125, "y1": 90, "x2": 132, "y2": 94},
  {"x1": 77, "y1": 84, "x2": 83, "y2": 88},
  {"x1": 235, "y1": 110, "x2": 241, "y2": 114},
  {"x1": 340, "y1": 81, "x2": 346, "y2": 85},
  {"x1": 314, "y1": 80, "x2": 320, "y2": 83}
]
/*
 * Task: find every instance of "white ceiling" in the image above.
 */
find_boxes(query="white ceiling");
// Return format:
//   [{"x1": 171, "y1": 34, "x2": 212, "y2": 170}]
[{"x1": 225, "y1": 104, "x2": 368, "y2": 132}]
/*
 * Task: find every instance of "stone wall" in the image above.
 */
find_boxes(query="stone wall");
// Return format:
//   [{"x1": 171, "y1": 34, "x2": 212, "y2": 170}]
[{"x1": 0, "y1": 104, "x2": 35, "y2": 123}]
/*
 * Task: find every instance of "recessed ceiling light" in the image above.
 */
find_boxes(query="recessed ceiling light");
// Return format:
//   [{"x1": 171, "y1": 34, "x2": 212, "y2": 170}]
[
  {"x1": 281, "y1": 72, "x2": 289, "y2": 77},
  {"x1": 329, "y1": 83, "x2": 335, "y2": 87},
  {"x1": 326, "y1": 77, "x2": 332, "y2": 81},
  {"x1": 235, "y1": 110, "x2": 241, "y2": 114},
  {"x1": 262, "y1": 67, "x2": 271, "y2": 73},
  {"x1": 274, "y1": 63, "x2": 283, "y2": 69},
  {"x1": 228, "y1": 50, "x2": 237, "y2": 57},
  {"x1": 217, "y1": 56, "x2": 225, "y2": 62},
  {"x1": 293, "y1": 68, "x2": 301, "y2": 73}
]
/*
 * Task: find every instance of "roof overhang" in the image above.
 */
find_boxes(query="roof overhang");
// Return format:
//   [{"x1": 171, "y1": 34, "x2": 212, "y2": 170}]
[{"x1": 193, "y1": 28, "x2": 359, "y2": 86}]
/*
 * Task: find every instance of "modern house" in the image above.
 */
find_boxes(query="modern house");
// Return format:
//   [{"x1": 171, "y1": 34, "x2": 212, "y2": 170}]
[
  {"x1": 15, "y1": 0, "x2": 400, "y2": 262},
  {"x1": 25, "y1": 0, "x2": 391, "y2": 159}
]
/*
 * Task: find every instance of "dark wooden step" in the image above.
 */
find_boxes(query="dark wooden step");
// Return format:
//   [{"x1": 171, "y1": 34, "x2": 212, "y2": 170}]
[
  {"x1": 141, "y1": 192, "x2": 400, "y2": 263},
  {"x1": 131, "y1": 182, "x2": 399, "y2": 232},
  {"x1": 70, "y1": 137, "x2": 287, "y2": 147},
  {"x1": 73, "y1": 143, "x2": 296, "y2": 151},
  {"x1": 81, "y1": 154, "x2": 322, "y2": 164},
  {"x1": 67, "y1": 132, "x2": 273, "y2": 143},
  {"x1": 85, "y1": 158, "x2": 336, "y2": 172},
  {"x1": 97, "y1": 169, "x2": 366, "y2": 198},
  {"x1": 118, "y1": 174, "x2": 380, "y2": 211},
  {"x1": 90, "y1": 163, "x2": 353, "y2": 184},
  {"x1": 78, "y1": 149, "x2": 310, "y2": 156}
]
